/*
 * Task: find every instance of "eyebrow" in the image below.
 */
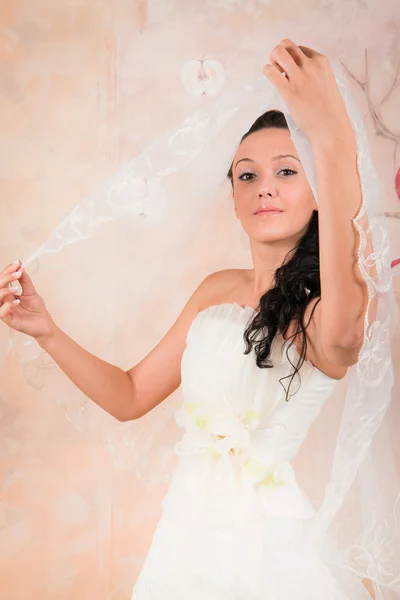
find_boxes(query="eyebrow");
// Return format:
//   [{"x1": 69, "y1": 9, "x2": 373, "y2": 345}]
[{"x1": 234, "y1": 154, "x2": 300, "y2": 170}]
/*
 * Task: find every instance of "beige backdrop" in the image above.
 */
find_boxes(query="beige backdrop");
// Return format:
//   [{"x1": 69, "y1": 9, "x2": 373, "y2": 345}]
[{"x1": 1, "y1": 1, "x2": 400, "y2": 598}]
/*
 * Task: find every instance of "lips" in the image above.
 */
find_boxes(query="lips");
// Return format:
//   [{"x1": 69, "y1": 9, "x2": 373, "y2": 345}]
[
  {"x1": 254, "y1": 207, "x2": 283, "y2": 215},
  {"x1": 254, "y1": 204, "x2": 283, "y2": 215}
]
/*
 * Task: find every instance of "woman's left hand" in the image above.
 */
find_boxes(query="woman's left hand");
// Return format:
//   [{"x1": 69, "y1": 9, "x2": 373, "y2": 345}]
[{"x1": 263, "y1": 39, "x2": 354, "y2": 142}]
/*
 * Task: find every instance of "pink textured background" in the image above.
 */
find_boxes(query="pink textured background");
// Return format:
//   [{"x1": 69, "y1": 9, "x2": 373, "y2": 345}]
[{"x1": 0, "y1": 1, "x2": 399, "y2": 598}]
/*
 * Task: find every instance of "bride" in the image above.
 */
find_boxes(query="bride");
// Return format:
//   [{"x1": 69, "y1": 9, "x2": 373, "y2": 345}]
[{"x1": 1, "y1": 40, "x2": 398, "y2": 599}]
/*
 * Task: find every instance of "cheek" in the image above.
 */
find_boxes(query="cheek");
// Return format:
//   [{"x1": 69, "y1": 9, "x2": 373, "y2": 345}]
[
  {"x1": 283, "y1": 191, "x2": 315, "y2": 215},
  {"x1": 234, "y1": 189, "x2": 253, "y2": 214}
]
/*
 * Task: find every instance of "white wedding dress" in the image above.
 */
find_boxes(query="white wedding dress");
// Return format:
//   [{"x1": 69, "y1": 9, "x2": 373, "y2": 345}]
[{"x1": 131, "y1": 302, "x2": 372, "y2": 600}]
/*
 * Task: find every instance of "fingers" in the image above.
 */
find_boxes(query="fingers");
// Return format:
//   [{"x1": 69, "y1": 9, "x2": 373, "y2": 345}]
[
  {"x1": 0, "y1": 298, "x2": 19, "y2": 320},
  {"x1": 15, "y1": 267, "x2": 38, "y2": 300},
  {"x1": 0, "y1": 285, "x2": 17, "y2": 303},
  {"x1": 0, "y1": 264, "x2": 23, "y2": 292},
  {"x1": 0, "y1": 261, "x2": 22, "y2": 308},
  {"x1": 1, "y1": 260, "x2": 39, "y2": 318},
  {"x1": 1, "y1": 259, "x2": 20, "y2": 273},
  {"x1": 1, "y1": 259, "x2": 21, "y2": 279},
  {"x1": 269, "y1": 47, "x2": 294, "y2": 77}
]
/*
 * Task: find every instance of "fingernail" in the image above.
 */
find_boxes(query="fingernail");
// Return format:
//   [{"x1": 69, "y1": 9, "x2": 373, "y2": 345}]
[{"x1": 12, "y1": 260, "x2": 20, "y2": 266}]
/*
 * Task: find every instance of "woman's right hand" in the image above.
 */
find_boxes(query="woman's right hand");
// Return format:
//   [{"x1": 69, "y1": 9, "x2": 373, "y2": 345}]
[{"x1": 0, "y1": 259, "x2": 55, "y2": 342}]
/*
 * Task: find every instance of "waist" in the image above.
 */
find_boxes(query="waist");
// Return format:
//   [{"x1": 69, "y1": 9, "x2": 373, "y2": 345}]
[{"x1": 161, "y1": 431, "x2": 315, "y2": 525}]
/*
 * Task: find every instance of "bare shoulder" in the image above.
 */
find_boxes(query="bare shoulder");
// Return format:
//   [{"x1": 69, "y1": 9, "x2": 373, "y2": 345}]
[
  {"x1": 205, "y1": 270, "x2": 349, "y2": 381},
  {"x1": 197, "y1": 268, "x2": 255, "y2": 311},
  {"x1": 199, "y1": 269, "x2": 349, "y2": 382}
]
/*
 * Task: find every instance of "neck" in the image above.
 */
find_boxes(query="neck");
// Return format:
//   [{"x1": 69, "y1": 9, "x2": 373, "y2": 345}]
[{"x1": 247, "y1": 236, "x2": 298, "y2": 298}]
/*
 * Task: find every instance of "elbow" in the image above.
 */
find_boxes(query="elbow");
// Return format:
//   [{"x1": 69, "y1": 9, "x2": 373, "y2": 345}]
[
  {"x1": 115, "y1": 413, "x2": 130, "y2": 422},
  {"x1": 117, "y1": 404, "x2": 143, "y2": 422},
  {"x1": 117, "y1": 412, "x2": 141, "y2": 422},
  {"x1": 325, "y1": 322, "x2": 364, "y2": 367},
  {"x1": 116, "y1": 371, "x2": 143, "y2": 421},
  {"x1": 325, "y1": 338, "x2": 364, "y2": 367}
]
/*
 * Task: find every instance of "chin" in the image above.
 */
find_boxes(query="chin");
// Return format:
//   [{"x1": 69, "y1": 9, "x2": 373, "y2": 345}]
[{"x1": 249, "y1": 224, "x2": 292, "y2": 243}]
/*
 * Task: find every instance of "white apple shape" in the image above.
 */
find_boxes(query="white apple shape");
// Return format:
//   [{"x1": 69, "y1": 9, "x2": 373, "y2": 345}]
[{"x1": 181, "y1": 58, "x2": 225, "y2": 97}]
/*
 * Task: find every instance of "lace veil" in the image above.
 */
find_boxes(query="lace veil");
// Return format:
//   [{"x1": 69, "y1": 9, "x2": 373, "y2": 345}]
[{"x1": 4, "y1": 58, "x2": 400, "y2": 598}]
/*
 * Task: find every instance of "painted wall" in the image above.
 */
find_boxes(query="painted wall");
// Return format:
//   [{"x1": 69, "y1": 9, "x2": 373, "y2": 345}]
[{"x1": 0, "y1": 1, "x2": 399, "y2": 598}]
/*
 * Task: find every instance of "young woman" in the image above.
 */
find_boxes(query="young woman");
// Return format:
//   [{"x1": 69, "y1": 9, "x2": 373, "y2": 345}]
[{"x1": 1, "y1": 41, "x2": 397, "y2": 599}]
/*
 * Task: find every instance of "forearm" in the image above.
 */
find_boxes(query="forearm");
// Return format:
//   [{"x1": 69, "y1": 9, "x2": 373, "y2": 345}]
[
  {"x1": 311, "y1": 128, "x2": 369, "y2": 347},
  {"x1": 37, "y1": 324, "x2": 136, "y2": 422}
]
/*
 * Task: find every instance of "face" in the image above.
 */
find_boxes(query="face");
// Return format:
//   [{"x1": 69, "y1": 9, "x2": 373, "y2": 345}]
[{"x1": 231, "y1": 127, "x2": 317, "y2": 244}]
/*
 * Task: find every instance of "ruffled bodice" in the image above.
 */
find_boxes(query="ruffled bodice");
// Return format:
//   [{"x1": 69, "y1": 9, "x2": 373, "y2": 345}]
[{"x1": 161, "y1": 302, "x2": 340, "y2": 526}]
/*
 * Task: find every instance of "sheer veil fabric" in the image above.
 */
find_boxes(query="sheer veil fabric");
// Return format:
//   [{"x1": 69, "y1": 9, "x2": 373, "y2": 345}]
[{"x1": 4, "y1": 59, "x2": 400, "y2": 598}]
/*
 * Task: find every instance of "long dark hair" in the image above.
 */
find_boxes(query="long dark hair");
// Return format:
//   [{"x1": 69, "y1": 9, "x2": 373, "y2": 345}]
[{"x1": 227, "y1": 109, "x2": 321, "y2": 401}]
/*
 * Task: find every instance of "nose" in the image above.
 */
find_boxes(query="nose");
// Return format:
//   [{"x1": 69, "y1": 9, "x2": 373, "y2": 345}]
[
  {"x1": 258, "y1": 170, "x2": 277, "y2": 198},
  {"x1": 258, "y1": 186, "x2": 277, "y2": 198}
]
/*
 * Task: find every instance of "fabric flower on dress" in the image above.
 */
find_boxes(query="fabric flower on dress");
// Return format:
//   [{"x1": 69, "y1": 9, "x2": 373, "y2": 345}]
[{"x1": 175, "y1": 401, "x2": 291, "y2": 489}]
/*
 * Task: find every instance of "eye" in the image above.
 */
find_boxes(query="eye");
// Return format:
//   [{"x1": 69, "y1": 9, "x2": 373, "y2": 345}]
[
  {"x1": 278, "y1": 168, "x2": 297, "y2": 176},
  {"x1": 237, "y1": 172, "x2": 255, "y2": 181},
  {"x1": 237, "y1": 168, "x2": 297, "y2": 182}
]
